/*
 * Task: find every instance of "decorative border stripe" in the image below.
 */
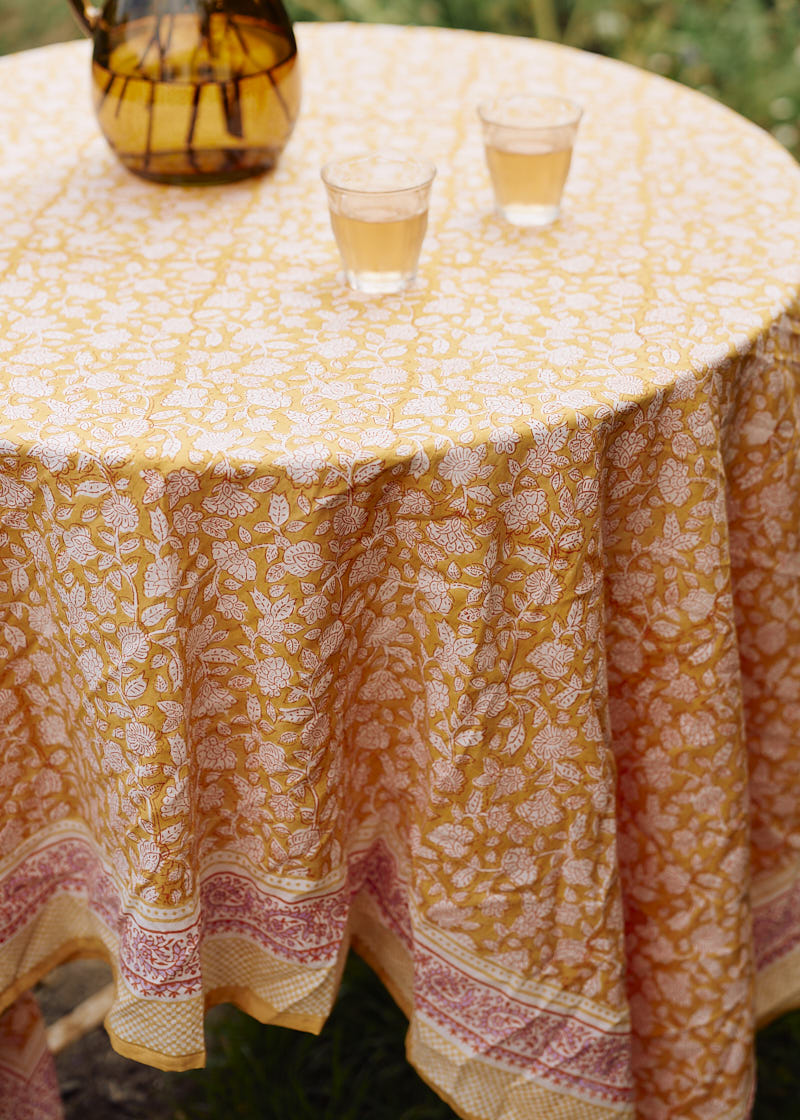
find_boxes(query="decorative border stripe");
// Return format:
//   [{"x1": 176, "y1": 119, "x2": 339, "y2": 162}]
[
  {"x1": 2, "y1": 833, "x2": 637, "y2": 1104},
  {"x1": 361, "y1": 841, "x2": 632, "y2": 1104},
  {"x1": 753, "y1": 869, "x2": 800, "y2": 969}
]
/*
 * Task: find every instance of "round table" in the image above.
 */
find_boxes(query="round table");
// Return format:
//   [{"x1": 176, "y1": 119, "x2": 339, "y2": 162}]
[{"x1": 1, "y1": 21, "x2": 799, "y2": 1120}]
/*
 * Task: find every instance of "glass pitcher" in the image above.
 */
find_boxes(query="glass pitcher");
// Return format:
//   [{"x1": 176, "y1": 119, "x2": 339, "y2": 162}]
[{"x1": 67, "y1": 0, "x2": 301, "y2": 184}]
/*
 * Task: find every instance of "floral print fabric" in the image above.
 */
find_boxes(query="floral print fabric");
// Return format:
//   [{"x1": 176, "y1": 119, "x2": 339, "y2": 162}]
[{"x1": 0, "y1": 22, "x2": 799, "y2": 1120}]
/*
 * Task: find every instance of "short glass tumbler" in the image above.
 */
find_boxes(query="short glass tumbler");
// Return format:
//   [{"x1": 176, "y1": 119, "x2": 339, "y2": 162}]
[
  {"x1": 321, "y1": 153, "x2": 436, "y2": 294},
  {"x1": 478, "y1": 94, "x2": 582, "y2": 227}
]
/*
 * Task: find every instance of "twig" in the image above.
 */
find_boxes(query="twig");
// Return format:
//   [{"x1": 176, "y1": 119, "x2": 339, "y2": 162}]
[{"x1": 45, "y1": 983, "x2": 116, "y2": 1054}]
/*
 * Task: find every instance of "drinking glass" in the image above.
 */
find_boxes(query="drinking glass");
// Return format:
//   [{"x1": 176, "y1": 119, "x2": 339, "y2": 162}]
[
  {"x1": 478, "y1": 94, "x2": 583, "y2": 227},
  {"x1": 321, "y1": 153, "x2": 436, "y2": 294}
]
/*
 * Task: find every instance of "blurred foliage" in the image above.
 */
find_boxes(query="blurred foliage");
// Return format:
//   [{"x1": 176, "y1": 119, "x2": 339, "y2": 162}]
[
  {"x1": 753, "y1": 1008, "x2": 800, "y2": 1119},
  {"x1": 0, "y1": 0, "x2": 80, "y2": 53},
  {"x1": 0, "y1": 0, "x2": 797, "y2": 155}
]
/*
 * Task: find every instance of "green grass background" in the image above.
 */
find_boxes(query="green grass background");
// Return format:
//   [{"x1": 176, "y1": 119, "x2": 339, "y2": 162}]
[{"x1": 2, "y1": 0, "x2": 800, "y2": 1116}]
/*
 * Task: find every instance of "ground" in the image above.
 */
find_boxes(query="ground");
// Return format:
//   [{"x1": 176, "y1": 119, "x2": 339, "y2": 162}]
[{"x1": 36, "y1": 960, "x2": 178, "y2": 1120}]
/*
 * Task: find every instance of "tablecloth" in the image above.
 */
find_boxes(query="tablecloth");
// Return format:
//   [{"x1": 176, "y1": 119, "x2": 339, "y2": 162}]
[
  {"x1": 0, "y1": 994, "x2": 63, "y2": 1120},
  {"x1": 1, "y1": 20, "x2": 799, "y2": 1120}
]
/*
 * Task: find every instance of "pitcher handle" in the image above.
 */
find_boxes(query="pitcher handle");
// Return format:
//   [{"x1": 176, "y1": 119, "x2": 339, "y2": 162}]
[{"x1": 67, "y1": 0, "x2": 103, "y2": 33}]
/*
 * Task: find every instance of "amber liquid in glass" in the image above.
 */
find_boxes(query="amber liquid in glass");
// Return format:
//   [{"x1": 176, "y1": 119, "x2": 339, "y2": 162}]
[
  {"x1": 329, "y1": 202, "x2": 428, "y2": 293},
  {"x1": 331, "y1": 208, "x2": 427, "y2": 274},
  {"x1": 485, "y1": 143, "x2": 572, "y2": 226},
  {"x1": 92, "y1": 13, "x2": 300, "y2": 183}
]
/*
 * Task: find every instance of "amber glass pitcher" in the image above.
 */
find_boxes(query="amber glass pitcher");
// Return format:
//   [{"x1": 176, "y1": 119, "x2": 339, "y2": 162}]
[{"x1": 68, "y1": 0, "x2": 301, "y2": 184}]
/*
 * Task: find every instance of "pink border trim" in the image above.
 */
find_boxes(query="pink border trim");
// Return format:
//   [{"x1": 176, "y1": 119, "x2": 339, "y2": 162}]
[
  {"x1": 753, "y1": 872, "x2": 800, "y2": 970},
  {"x1": 0, "y1": 835, "x2": 633, "y2": 1104},
  {"x1": 0, "y1": 838, "x2": 350, "y2": 996},
  {"x1": 361, "y1": 842, "x2": 632, "y2": 1103},
  {"x1": 0, "y1": 1050, "x2": 64, "y2": 1120}
]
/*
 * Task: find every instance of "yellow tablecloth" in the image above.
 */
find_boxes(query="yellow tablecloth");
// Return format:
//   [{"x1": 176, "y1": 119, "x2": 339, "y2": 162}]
[{"x1": 1, "y1": 21, "x2": 799, "y2": 1120}]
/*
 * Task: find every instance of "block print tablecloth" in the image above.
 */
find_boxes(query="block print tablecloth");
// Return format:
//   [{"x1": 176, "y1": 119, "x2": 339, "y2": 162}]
[
  {"x1": 0, "y1": 994, "x2": 63, "y2": 1120},
  {"x1": 1, "y1": 22, "x2": 800, "y2": 1120}
]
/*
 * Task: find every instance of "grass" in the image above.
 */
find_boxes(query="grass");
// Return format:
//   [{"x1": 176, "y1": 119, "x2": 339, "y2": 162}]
[
  {"x1": 754, "y1": 1011, "x2": 800, "y2": 1118},
  {"x1": 0, "y1": 0, "x2": 80, "y2": 54}
]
